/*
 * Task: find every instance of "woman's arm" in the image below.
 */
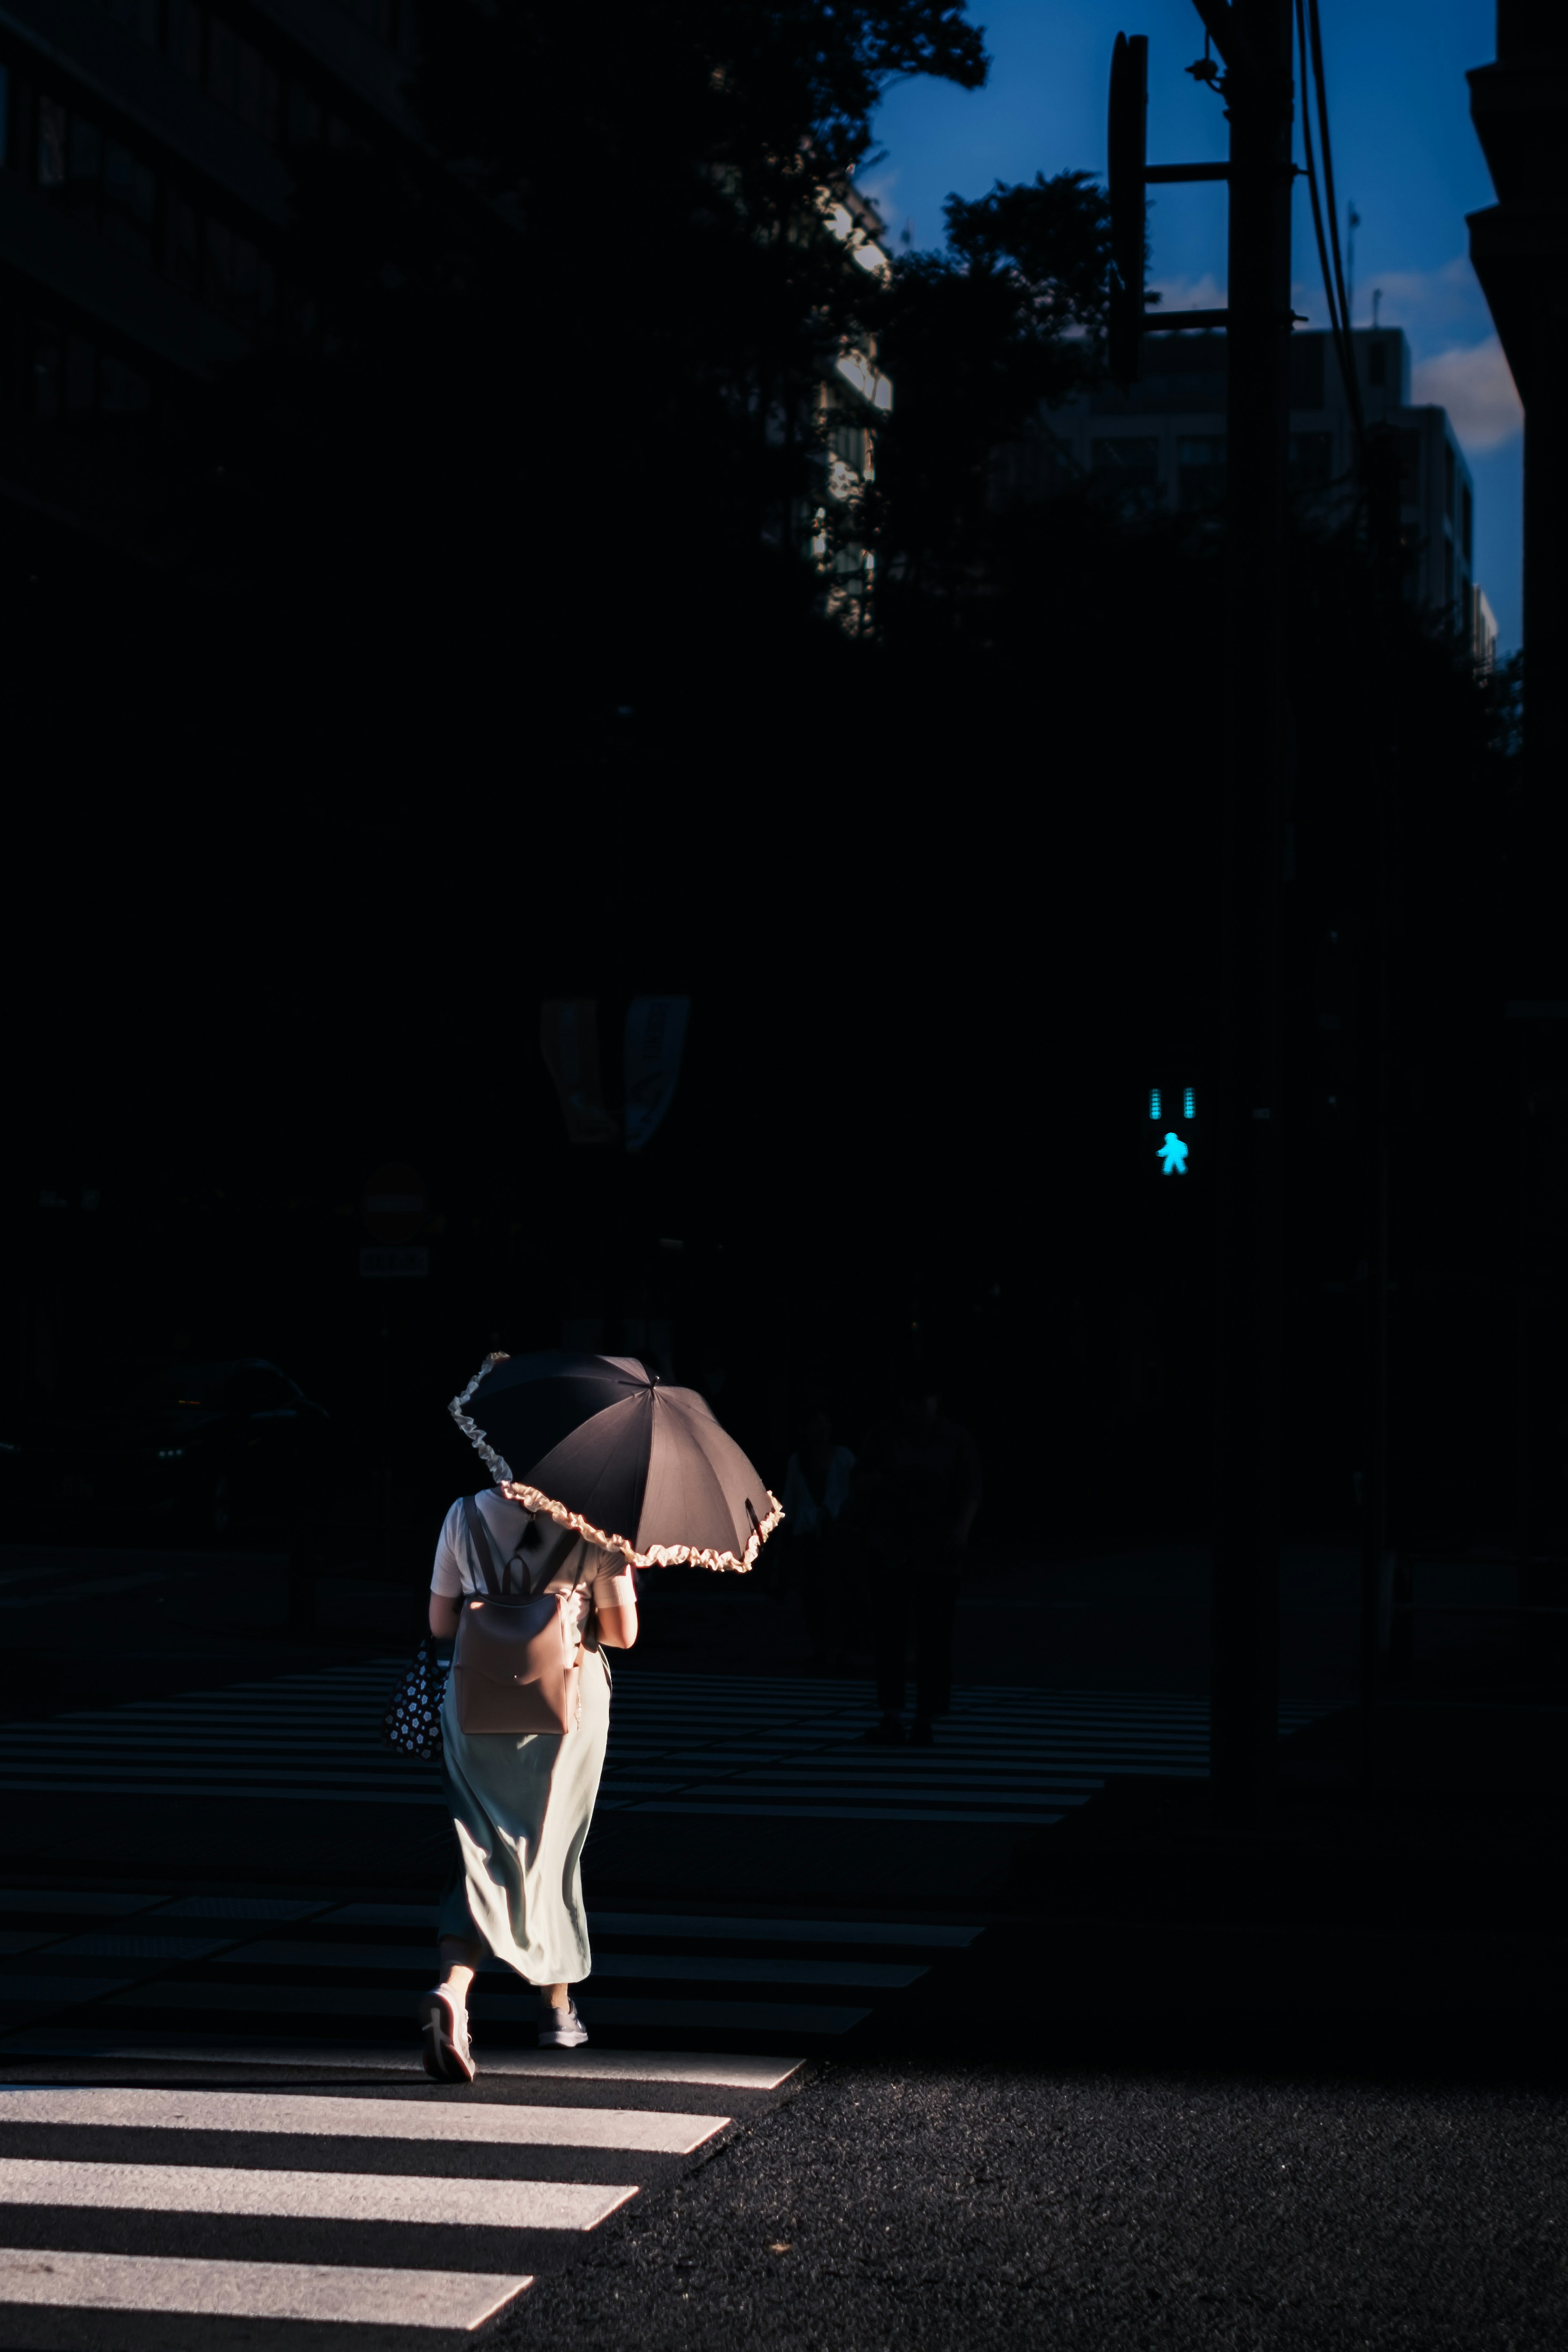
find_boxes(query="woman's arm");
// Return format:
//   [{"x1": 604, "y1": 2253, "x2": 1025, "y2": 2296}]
[
  {"x1": 596, "y1": 1601, "x2": 638, "y2": 1649},
  {"x1": 429, "y1": 1592, "x2": 462, "y2": 1641}
]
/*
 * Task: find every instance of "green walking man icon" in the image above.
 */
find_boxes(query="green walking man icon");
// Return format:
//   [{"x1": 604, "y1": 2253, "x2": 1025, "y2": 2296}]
[{"x1": 1156, "y1": 1130, "x2": 1189, "y2": 1176}]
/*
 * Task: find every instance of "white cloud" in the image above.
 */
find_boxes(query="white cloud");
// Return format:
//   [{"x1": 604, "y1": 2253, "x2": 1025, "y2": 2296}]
[
  {"x1": 1292, "y1": 254, "x2": 1495, "y2": 351},
  {"x1": 1361, "y1": 256, "x2": 1486, "y2": 343},
  {"x1": 1147, "y1": 271, "x2": 1226, "y2": 316},
  {"x1": 1412, "y1": 336, "x2": 1523, "y2": 452}
]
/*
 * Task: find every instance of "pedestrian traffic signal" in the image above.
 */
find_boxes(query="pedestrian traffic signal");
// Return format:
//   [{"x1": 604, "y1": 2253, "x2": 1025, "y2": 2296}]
[
  {"x1": 1108, "y1": 32, "x2": 1149, "y2": 392},
  {"x1": 1147, "y1": 1080, "x2": 1200, "y2": 1179}
]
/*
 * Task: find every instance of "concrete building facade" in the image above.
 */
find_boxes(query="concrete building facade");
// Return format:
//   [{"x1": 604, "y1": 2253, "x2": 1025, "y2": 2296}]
[
  {"x1": 1022, "y1": 327, "x2": 1493, "y2": 663},
  {"x1": 0, "y1": 0, "x2": 424, "y2": 562}
]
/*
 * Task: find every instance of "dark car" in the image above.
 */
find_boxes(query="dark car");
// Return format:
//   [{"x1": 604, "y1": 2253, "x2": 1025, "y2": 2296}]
[{"x1": 9, "y1": 1359, "x2": 329, "y2": 1541}]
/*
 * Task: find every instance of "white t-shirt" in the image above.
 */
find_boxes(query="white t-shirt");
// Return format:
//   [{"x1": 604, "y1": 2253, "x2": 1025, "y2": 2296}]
[{"x1": 430, "y1": 1490, "x2": 637, "y2": 1658}]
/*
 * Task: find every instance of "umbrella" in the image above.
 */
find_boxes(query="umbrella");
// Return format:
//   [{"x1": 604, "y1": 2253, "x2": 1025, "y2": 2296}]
[{"x1": 448, "y1": 1350, "x2": 782, "y2": 1572}]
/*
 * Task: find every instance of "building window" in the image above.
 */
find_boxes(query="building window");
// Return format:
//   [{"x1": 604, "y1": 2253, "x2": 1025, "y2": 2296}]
[
  {"x1": 1176, "y1": 435, "x2": 1226, "y2": 511},
  {"x1": 104, "y1": 140, "x2": 156, "y2": 262},
  {"x1": 17, "y1": 312, "x2": 152, "y2": 429},
  {"x1": 204, "y1": 216, "x2": 274, "y2": 330},
  {"x1": 1461, "y1": 481, "x2": 1473, "y2": 566},
  {"x1": 237, "y1": 43, "x2": 281, "y2": 142},
  {"x1": 100, "y1": 352, "x2": 150, "y2": 415},
  {"x1": 208, "y1": 17, "x2": 242, "y2": 110},
  {"x1": 827, "y1": 415, "x2": 868, "y2": 476},
  {"x1": 62, "y1": 114, "x2": 102, "y2": 225},
  {"x1": 36, "y1": 96, "x2": 67, "y2": 187},
  {"x1": 33, "y1": 332, "x2": 61, "y2": 419},
  {"x1": 166, "y1": 192, "x2": 200, "y2": 292},
  {"x1": 66, "y1": 333, "x2": 96, "y2": 413},
  {"x1": 287, "y1": 84, "x2": 322, "y2": 143},
  {"x1": 1288, "y1": 431, "x2": 1333, "y2": 491}
]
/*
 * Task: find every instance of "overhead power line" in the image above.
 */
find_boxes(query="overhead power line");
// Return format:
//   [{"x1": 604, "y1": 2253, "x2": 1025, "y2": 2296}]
[{"x1": 1294, "y1": 0, "x2": 1364, "y2": 452}]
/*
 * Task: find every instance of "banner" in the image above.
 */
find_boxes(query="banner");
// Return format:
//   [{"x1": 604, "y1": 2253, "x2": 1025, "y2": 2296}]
[
  {"x1": 623, "y1": 996, "x2": 691, "y2": 1153},
  {"x1": 539, "y1": 999, "x2": 617, "y2": 1144}
]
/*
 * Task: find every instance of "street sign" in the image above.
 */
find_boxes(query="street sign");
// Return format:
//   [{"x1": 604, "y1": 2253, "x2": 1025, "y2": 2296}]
[
  {"x1": 624, "y1": 996, "x2": 690, "y2": 1152},
  {"x1": 361, "y1": 1246, "x2": 429, "y2": 1279},
  {"x1": 1147, "y1": 1082, "x2": 1200, "y2": 1179},
  {"x1": 540, "y1": 1000, "x2": 618, "y2": 1144},
  {"x1": 362, "y1": 1163, "x2": 426, "y2": 1244}
]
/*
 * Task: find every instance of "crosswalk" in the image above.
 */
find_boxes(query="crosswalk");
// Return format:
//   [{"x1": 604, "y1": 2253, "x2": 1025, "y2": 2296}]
[
  {"x1": 0, "y1": 1661, "x2": 1331, "y2": 2339},
  {"x1": 0, "y1": 2054, "x2": 800, "y2": 2341},
  {"x1": 0, "y1": 1662, "x2": 1324, "y2": 1830}
]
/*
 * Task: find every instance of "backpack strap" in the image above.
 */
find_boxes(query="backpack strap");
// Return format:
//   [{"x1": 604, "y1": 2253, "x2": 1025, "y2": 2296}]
[
  {"x1": 519, "y1": 1511, "x2": 585, "y2": 1597},
  {"x1": 460, "y1": 1493, "x2": 506, "y2": 1597}
]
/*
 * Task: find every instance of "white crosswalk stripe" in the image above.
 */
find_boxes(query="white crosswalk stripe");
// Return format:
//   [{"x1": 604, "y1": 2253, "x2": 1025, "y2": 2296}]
[
  {"x1": 0, "y1": 2159, "x2": 640, "y2": 2232},
  {"x1": 0, "y1": 2056, "x2": 786, "y2": 2336},
  {"x1": 0, "y1": 2089, "x2": 730, "y2": 2152},
  {"x1": 0, "y1": 2248, "x2": 531, "y2": 2331},
  {"x1": 0, "y1": 1663, "x2": 1323, "y2": 1829}
]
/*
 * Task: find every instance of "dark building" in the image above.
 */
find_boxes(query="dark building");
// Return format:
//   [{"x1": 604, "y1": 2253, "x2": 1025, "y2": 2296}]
[
  {"x1": 0, "y1": 0, "x2": 416, "y2": 564},
  {"x1": 1468, "y1": 0, "x2": 1568, "y2": 748},
  {"x1": 1, "y1": 9, "x2": 893, "y2": 621},
  {"x1": 1018, "y1": 328, "x2": 1493, "y2": 659}
]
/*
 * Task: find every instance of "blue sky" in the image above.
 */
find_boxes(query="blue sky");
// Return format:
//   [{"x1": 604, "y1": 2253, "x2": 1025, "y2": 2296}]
[{"x1": 859, "y1": 0, "x2": 1521, "y2": 649}]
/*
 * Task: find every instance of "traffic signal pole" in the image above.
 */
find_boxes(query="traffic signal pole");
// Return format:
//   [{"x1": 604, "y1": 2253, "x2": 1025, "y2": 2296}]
[
  {"x1": 1110, "y1": 4, "x2": 1296, "y2": 1823},
  {"x1": 1210, "y1": 0, "x2": 1294, "y2": 1826}
]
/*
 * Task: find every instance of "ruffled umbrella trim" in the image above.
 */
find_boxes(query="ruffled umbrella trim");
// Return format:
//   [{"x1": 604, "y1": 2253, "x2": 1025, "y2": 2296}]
[{"x1": 448, "y1": 1353, "x2": 783, "y2": 1572}]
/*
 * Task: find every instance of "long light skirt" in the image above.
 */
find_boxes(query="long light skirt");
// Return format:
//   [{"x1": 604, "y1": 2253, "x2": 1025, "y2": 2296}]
[{"x1": 437, "y1": 1647, "x2": 610, "y2": 1986}]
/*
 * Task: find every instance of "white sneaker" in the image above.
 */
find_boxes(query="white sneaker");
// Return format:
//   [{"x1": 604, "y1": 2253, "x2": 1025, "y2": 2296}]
[
  {"x1": 418, "y1": 1987, "x2": 476, "y2": 2083},
  {"x1": 538, "y1": 1998, "x2": 588, "y2": 2049}
]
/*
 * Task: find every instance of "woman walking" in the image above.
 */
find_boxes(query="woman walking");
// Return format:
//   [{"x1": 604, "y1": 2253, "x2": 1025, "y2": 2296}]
[
  {"x1": 419, "y1": 1486, "x2": 638, "y2": 2082},
  {"x1": 418, "y1": 1345, "x2": 780, "y2": 2084}
]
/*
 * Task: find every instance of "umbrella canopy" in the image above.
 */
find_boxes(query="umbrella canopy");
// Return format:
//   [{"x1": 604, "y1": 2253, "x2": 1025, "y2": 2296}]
[{"x1": 448, "y1": 1350, "x2": 782, "y2": 1572}]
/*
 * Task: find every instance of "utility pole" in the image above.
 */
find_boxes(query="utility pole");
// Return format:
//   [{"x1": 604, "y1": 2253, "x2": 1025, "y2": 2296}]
[
  {"x1": 1108, "y1": 4, "x2": 1296, "y2": 1824},
  {"x1": 1208, "y1": 0, "x2": 1294, "y2": 1828}
]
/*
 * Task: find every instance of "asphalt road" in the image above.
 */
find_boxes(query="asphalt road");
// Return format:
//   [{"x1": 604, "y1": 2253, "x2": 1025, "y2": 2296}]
[
  {"x1": 495, "y1": 2055, "x2": 1568, "y2": 2352},
  {"x1": 0, "y1": 1538, "x2": 1562, "y2": 2347}
]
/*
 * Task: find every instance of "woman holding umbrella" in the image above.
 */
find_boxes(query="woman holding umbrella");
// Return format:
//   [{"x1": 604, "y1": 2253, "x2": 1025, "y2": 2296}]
[{"x1": 418, "y1": 1348, "x2": 780, "y2": 2083}]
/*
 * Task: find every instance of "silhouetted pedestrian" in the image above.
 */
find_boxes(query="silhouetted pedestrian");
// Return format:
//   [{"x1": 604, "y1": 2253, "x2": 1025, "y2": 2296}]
[{"x1": 853, "y1": 1373, "x2": 982, "y2": 1745}]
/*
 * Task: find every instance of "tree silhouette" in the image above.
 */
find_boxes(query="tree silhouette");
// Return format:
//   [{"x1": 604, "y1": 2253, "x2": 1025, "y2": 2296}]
[{"x1": 857, "y1": 172, "x2": 1111, "y2": 615}]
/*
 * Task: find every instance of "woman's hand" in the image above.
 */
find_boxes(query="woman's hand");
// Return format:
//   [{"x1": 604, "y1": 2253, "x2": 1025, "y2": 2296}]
[{"x1": 596, "y1": 1602, "x2": 639, "y2": 1650}]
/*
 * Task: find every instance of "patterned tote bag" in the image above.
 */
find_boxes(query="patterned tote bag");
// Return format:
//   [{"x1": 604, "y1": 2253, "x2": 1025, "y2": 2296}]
[{"x1": 382, "y1": 1638, "x2": 448, "y2": 1763}]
